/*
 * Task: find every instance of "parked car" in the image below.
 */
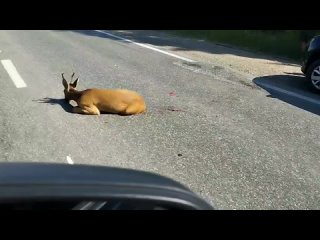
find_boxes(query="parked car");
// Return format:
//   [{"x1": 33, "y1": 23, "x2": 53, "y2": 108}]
[{"x1": 301, "y1": 35, "x2": 320, "y2": 90}]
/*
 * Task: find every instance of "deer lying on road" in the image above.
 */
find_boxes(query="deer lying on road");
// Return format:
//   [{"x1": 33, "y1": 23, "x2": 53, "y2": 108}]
[{"x1": 62, "y1": 73, "x2": 146, "y2": 115}]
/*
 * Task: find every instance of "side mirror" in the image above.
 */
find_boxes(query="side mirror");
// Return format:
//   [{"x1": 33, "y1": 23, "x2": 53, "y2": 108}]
[{"x1": 0, "y1": 163, "x2": 214, "y2": 210}]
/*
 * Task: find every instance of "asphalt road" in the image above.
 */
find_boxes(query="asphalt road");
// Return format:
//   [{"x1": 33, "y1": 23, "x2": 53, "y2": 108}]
[{"x1": 0, "y1": 30, "x2": 320, "y2": 209}]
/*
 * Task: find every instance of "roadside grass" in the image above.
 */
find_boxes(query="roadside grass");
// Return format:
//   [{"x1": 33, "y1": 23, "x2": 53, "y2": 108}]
[{"x1": 168, "y1": 30, "x2": 320, "y2": 61}]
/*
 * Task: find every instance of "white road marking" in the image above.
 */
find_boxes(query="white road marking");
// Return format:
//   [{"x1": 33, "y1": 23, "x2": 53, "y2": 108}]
[
  {"x1": 94, "y1": 30, "x2": 196, "y2": 63},
  {"x1": 66, "y1": 156, "x2": 74, "y2": 164},
  {"x1": 1, "y1": 59, "x2": 27, "y2": 88},
  {"x1": 257, "y1": 82, "x2": 320, "y2": 105}
]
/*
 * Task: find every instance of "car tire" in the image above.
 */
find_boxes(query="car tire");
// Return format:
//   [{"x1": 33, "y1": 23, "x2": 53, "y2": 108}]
[{"x1": 306, "y1": 59, "x2": 320, "y2": 91}]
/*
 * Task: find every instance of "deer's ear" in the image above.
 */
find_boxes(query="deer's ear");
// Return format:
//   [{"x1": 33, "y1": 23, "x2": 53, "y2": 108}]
[
  {"x1": 62, "y1": 78, "x2": 69, "y2": 91},
  {"x1": 70, "y1": 78, "x2": 79, "y2": 88},
  {"x1": 62, "y1": 73, "x2": 69, "y2": 91}
]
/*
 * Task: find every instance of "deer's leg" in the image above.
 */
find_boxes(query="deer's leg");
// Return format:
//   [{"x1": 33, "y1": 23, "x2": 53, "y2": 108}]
[
  {"x1": 82, "y1": 105, "x2": 100, "y2": 115},
  {"x1": 72, "y1": 106, "x2": 86, "y2": 114},
  {"x1": 73, "y1": 106, "x2": 100, "y2": 115}
]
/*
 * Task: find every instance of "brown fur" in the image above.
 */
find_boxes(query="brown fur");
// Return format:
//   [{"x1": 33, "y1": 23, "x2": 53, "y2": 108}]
[{"x1": 62, "y1": 73, "x2": 146, "y2": 115}]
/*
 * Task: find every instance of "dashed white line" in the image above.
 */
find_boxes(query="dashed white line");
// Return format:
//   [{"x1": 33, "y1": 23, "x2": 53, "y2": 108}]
[
  {"x1": 66, "y1": 156, "x2": 74, "y2": 165},
  {"x1": 1, "y1": 59, "x2": 27, "y2": 88},
  {"x1": 257, "y1": 82, "x2": 320, "y2": 105},
  {"x1": 94, "y1": 30, "x2": 196, "y2": 63}
]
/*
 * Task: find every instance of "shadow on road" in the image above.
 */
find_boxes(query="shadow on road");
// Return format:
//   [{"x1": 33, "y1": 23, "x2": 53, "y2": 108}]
[
  {"x1": 253, "y1": 75, "x2": 320, "y2": 116},
  {"x1": 33, "y1": 98, "x2": 73, "y2": 113},
  {"x1": 59, "y1": 30, "x2": 299, "y2": 65},
  {"x1": 32, "y1": 98, "x2": 140, "y2": 116}
]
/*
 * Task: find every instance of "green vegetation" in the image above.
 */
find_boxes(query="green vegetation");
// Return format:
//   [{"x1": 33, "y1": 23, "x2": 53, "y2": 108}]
[{"x1": 169, "y1": 30, "x2": 320, "y2": 61}]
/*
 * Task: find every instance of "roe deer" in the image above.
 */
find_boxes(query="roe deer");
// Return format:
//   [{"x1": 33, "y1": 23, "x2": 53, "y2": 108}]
[{"x1": 62, "y1": 73, "x2": 146, "y2": 115}]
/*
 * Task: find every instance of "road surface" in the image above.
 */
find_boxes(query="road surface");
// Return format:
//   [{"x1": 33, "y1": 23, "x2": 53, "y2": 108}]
[{"x1": 0, "y1": 30, "x2": 320, "y2": 209}]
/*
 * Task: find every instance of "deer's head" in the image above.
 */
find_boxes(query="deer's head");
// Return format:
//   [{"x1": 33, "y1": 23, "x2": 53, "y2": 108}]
[{"x1": 62, "y1": 72, "x2": 79, "y2": 101}]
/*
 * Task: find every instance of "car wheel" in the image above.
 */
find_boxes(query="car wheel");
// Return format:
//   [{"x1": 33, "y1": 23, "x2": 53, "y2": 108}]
[{"x1": 306, "y1": 59, "x2": 320, "y2": 90}]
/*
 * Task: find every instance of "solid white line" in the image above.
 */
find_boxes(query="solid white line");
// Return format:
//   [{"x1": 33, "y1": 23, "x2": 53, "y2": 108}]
[
  {"x1": 1, "y1": 59, "x2": 27, "y2": 88},
  {"x1": 94, "y1": 30, "x2": 196, "y2": 63},
  {"x1": 66, "y1": 156, "x2": 74, "y2": 165},
  {"x1": 257, "y1": 82, "x2": 320, "y2": 105}
]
